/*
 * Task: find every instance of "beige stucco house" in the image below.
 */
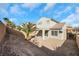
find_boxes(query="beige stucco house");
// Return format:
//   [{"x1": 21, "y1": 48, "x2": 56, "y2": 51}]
[{"x1": 36, "y1": 17, "x2": 67, "y2": 40}]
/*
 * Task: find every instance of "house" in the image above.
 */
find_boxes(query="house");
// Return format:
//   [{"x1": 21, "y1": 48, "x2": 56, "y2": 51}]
[
  {"x1": 36, "y1": 17, "x2": 67, "y2": 40},
  {"x1": 66, "y1": 26, "x2": 75, "y2": 33}
]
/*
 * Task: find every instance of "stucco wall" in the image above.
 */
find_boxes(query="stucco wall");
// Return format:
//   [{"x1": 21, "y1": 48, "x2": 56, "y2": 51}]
[
  {"x1": 48, "y1": 29, "x2": 65, "y2": 40},
  {"x1": 0, "y1": 23, "x2": 6, "y2": 42},
  {"x1": 36, "y1": 17, "x2": 57, "y2": 29},
  {"x1": 51, "y1": 25, "x2": 67, "y2": 40},
  {"x1": 76, "y1": 35, "x2": 79, "y2": 48}
]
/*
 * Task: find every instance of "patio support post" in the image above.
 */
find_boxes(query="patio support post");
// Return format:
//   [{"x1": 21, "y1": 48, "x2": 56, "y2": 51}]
[{"x1": 42, "y1": 29, "x2": 45, "y2": 40}]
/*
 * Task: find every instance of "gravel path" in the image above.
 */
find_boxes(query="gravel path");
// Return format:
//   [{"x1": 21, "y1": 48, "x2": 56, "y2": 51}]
[{"x1": 49, "y1": 39, "x2": 79, "y2": 56}]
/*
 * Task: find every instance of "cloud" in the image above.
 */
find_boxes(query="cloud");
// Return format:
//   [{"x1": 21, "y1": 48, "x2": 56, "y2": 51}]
[
  {"x1": 0, "y1": 4, "x2": 9, "y2": 18},
  {"x1": 0, "y1": 8, "x2": 9, "y2": 17},
  {"x1": 10, "y1": 4, "x2": 26, "y2": 16},
  {"x1": 10, "y1": 18, "x2": 20, "y2": 25},
  {"x1": 10, "y1": 18, "x2": 16, "y2": 22},
  {"x1": 10, "y1": 5, "x2": 20, "y2": 13},
  {"x1": 61, "y1": 13, "x2": 79, "y2": 27},
  {"x1": 61, "y1": 14, "x2": 75, "y2": 23},
  {"x1": 54, "y1": 6, "x2": 72, "y2": 19},
  {"x1": 76, "y1": 7, "x2": 79, "y2": 14},
  {"x1": 61, "y1": 6, "x2": 79, "y2": 27},
  {"x1": 21, "y1": 3, "x2": 39, "y2": 12},
  {"x1": 21, "y1": 3, "x2": 37, "y2": 8},
  {"x1": 43, "y1": 3, "x2": 55, "y2": 12},
  {"x1": 57, "y1": 6, "x2": 71, "y2": 15}
]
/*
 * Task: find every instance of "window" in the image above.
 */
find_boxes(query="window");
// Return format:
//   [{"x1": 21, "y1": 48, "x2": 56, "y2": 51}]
[
  {"x1": 37, "y1": 30, "x2": 42, "y2": 36},
  {"x1": 55, "y1": 31, "x2": 58, "y2": 36},
  {"x1": 45, "y1": 30, "x2": 48, "y2": 36},
  {"x1": 51, "y1": 31, "x2": 54, "y2": 35},
  {"x1": 51, "y1": 31, "x2": 58, "y2": 36},
  {"x1": 38, "y1": 22, "x2": 42, "y2": 25}
]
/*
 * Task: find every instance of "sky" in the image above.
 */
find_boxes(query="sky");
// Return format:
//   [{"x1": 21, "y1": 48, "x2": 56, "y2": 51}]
[{"x1": 0, "y1": 3, "x2": 79, "y2": 27}]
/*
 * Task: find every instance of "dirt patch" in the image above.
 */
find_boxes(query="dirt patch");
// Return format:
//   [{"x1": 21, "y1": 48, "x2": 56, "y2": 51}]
[{"x1": 0, "y1": 34, "x2": 48, "y2": 56}]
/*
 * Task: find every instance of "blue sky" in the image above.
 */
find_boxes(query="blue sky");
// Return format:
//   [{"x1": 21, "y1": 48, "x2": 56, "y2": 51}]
[{"x1": 0, "y1": 3, "x2": 79, "y2": 27}]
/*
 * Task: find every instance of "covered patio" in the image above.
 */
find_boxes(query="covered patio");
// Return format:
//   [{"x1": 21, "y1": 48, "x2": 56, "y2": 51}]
[
  {"x1": 36, "y1": 29, "x2": 61, "y2": 40},
  {"x1": 36, "y1": 29, "x2": 49, "y2": 40}
]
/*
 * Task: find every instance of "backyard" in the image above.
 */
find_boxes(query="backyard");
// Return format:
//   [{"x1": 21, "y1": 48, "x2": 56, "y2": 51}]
[
  {"x1": 0, "y1": 3, "x2": 79, "y2": 56},
  {"x1": 0, "y1": 31, "x2": 79, "y2": 56}
]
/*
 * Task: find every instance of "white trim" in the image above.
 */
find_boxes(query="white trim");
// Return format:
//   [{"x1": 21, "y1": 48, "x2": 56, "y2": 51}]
[{"x1": 42, "y1": 29, "x2": 45, "y2": 40}]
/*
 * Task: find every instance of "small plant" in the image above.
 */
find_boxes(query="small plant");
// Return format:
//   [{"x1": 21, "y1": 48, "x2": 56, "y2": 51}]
[
  {"x1": 3, "y1": 18, "x2": 16, "y2": 29},
  {"x1": 16, "y1": 26, "x2": 22, "y2": 31}
]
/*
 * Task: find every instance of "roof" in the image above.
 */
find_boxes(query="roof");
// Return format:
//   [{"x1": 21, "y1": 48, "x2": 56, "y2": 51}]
[
  {"x1": 37, "y1": 17, "x2": 60, "y2": 30},
  {"x1": 50, "y1": 23, "x2": 65, "y2": 30},
  {"x1": 51, "y1": 19, "x2": 59, "y2": 23},
  {"x1": 37, "y1": 17, "x2": 59, "y2": 24}
]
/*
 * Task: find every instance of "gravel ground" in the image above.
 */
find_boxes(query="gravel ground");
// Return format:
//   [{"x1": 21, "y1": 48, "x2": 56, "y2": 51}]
[
  {"x1": 0, "y1": 34, "x2": 48, "y2": 56},
  {"x1": 0, "y1": 33, "x2": 79, "y2": 56}
]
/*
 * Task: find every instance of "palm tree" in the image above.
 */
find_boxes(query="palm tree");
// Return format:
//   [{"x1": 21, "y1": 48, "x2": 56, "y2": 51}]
[
  {"x1": 16, "y1": 26, "x2": 22, "y2": 31},
  {"x1": 22, "y1": 22, "x2": 36, "y2": 40},
  {"x1": 3, "y1": 18, "x2": 16, "y2": 29},
  {"x1": 3, "y1": 18, "x2": 11, "y2": 25}
]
